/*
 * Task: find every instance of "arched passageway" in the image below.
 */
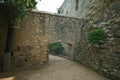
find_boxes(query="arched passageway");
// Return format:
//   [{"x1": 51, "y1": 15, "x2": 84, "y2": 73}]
[{"x1": 47, "y1": 42, "x2": 73, "y2": 59}]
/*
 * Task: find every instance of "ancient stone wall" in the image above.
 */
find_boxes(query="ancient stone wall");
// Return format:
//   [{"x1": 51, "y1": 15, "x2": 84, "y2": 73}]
[
  {"x1": 11, "y1": 11, "x2": 83, "y2": 67},
  {"x1": 73, "y1": 1, "x2": 120, "y2": 79},
  {"x1": 0, "y1": 1, "x2": 119, "y2": 79}
]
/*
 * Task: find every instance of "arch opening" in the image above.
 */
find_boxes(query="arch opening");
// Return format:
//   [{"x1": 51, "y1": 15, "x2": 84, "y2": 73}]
[{"x1": 48, "y1": 42, "x2": 73, "y2": 58}]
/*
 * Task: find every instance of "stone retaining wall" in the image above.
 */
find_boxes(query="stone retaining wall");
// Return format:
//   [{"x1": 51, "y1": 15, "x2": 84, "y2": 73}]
[{"x1": 73, "y1": 1, "x2": 120, "y2": 79}]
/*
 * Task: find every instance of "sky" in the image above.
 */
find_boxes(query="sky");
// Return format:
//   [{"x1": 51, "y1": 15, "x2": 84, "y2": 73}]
[{"x1": 36, "y1": 0, "x2": 65, "y2": 13}]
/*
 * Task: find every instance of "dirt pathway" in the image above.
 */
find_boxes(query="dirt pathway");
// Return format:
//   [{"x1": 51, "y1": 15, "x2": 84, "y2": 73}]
[{"x1": 0, "y1": 55, "x2": 109, "y2": 80}]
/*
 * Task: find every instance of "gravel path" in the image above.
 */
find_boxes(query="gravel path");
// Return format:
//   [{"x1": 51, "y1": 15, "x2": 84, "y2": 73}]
[{"x1": 0, "y1": 55, "x2": 108, "y2": 80}]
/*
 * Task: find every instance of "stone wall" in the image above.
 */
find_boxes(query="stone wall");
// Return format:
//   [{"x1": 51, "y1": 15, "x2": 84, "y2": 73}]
[
  {"x1": 11, "y1": 11, "x2": 84, "y2": 67},
  {"x1": 0, "y1": 1, "x2": 119, "y2": 79},
  {"x1": 59, "y1": 0, "x2": 120, "y2": 79},
  {"x1": 61, "y1": 42, "x2": 73, "y2": 58},
  {"x1": 59, "y1": 0, "x2": 87, "y2": 19},
  {"x1": 72, "y1": 1, "x2": 120, "y2": 79},
  {"x1": 11, "y1": 16, "x2": 48, "y2": 66}
]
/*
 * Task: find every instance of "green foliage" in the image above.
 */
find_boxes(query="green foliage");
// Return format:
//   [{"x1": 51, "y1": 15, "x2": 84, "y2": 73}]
[
  {"x1": 48, "y1": 42, "x2": 64, "y2": 54},
  {"x1": 0, "y1": 0, "x2": 37, "y2": 27},
  {"x1": 88, "y1": 29, "x2": 107, "y2": 45}
]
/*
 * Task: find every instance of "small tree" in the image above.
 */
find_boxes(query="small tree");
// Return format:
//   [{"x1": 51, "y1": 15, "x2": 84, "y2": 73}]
[
  {"x1": 0, "y1": 0, "x2": 37, "y2": 71},
  {"x1": 88, "y1": 29, "x2": 107, "y2": 47},
  {"x1": 0, "y1": 0, "x2": 37, "y2": 27}
]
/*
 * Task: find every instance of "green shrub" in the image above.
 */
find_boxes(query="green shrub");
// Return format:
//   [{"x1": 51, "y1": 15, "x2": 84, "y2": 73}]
[
  {"x1": 88, "y1": 29, "x2": 107, "y2": 45},
  {"x1": 48, "y1": 42, "x2": 64, "y2": 54}
]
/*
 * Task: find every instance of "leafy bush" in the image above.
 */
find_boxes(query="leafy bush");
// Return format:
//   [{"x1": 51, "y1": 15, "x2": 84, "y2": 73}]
[
  {"x1": 48, "y1": 42, "x2": 64, "y2": 54},
  {"x1": 88, "y1": 29, "x2": 107, "y2": 45}
]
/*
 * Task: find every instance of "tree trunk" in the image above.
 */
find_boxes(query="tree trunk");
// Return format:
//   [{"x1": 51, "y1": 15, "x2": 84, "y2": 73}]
[{"x1": 3, "y1": 26, "x2": 14, "y2": 71}]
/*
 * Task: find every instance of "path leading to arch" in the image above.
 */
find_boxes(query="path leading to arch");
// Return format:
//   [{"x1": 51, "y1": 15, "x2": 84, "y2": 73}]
[{"x1": 0, "y1": 55, "x2": 108, "y2": 80}]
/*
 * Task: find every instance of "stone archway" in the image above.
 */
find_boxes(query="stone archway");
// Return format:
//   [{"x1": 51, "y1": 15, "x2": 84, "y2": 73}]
[{"x1": 48, "y1": 42, "x2": 73, "y2": 59}]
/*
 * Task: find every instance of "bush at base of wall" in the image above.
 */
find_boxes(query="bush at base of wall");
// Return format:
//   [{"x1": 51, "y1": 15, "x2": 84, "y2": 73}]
[{"x1": 48, "y1": 42, "x2": 64, "y2": 54}]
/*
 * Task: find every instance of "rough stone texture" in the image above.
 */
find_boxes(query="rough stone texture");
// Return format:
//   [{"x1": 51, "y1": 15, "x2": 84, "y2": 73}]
[
  {"x1": 68, "y1": 1, "x2": 120, "y2": 79},
  {"x1": 59, "y1": 0, "x2": 87, "y2": 19},
  {"x1": 59, "y1": 0, "x2": 120, "y2": 79},
  {"x1": 11, "y1": 11, "x2": 84, "y2": 67},
  {"x1": 61, "y1": 42, "x2": 73, "y2": 58},
  {"x1": 0, "y1": 1, "x2": 119, "y2": 79}
]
